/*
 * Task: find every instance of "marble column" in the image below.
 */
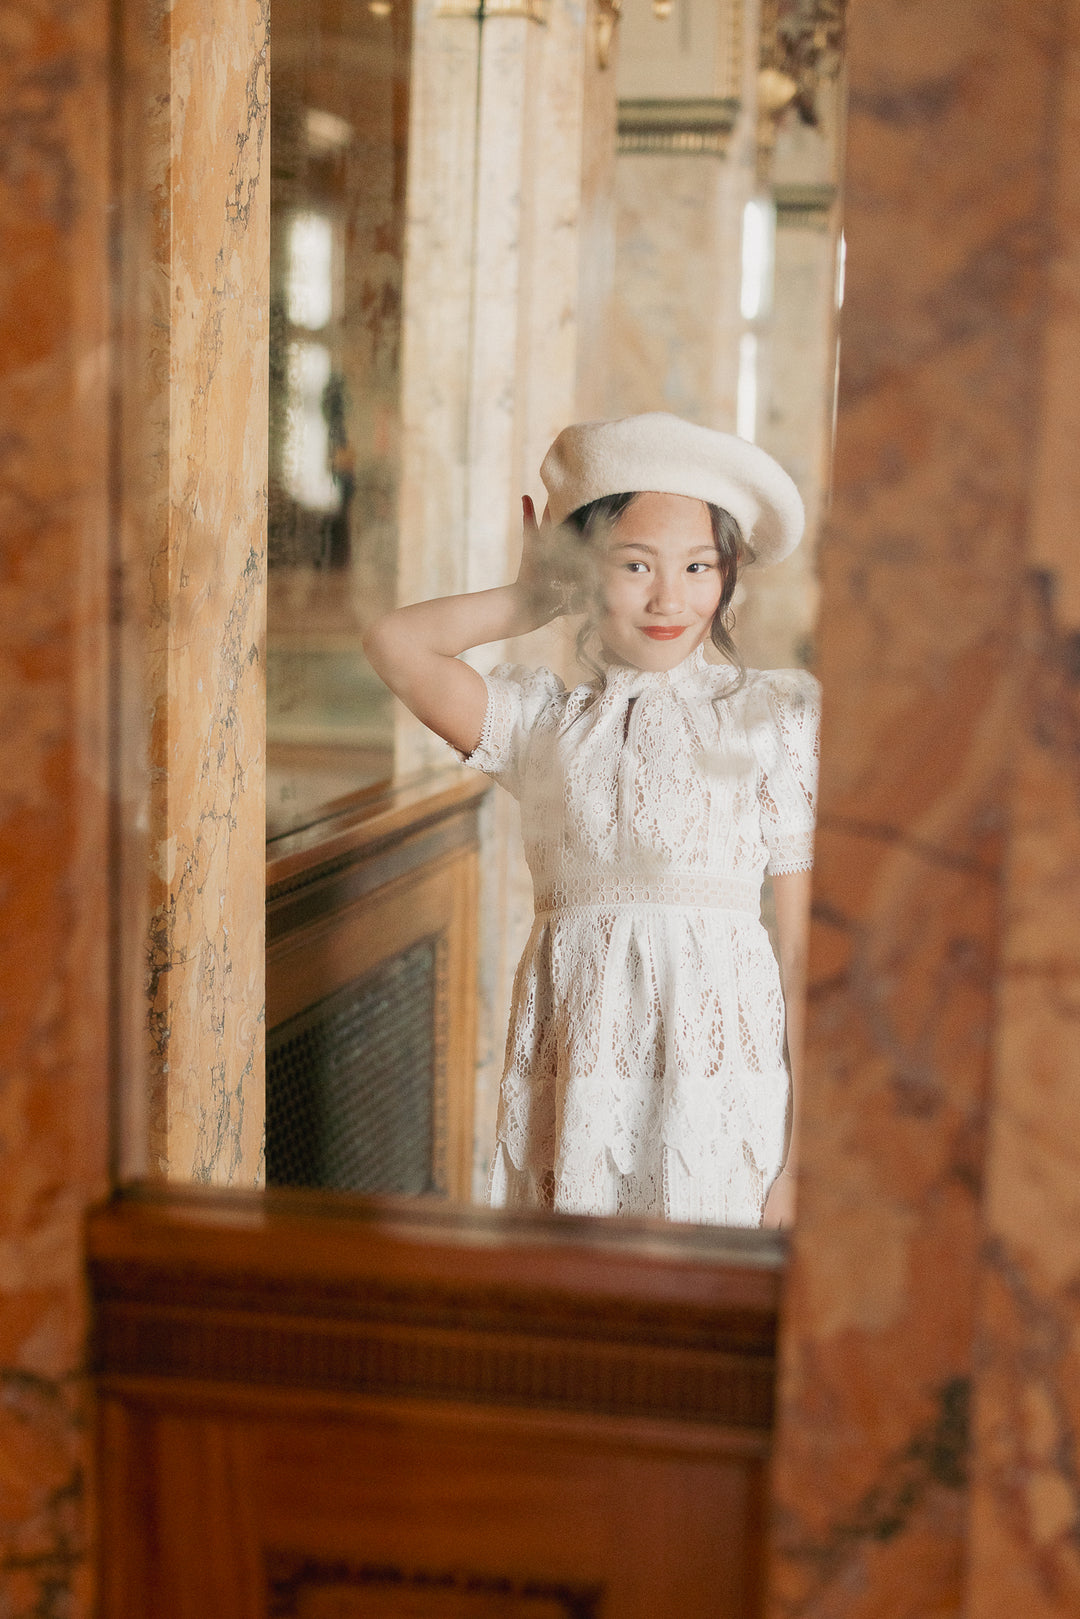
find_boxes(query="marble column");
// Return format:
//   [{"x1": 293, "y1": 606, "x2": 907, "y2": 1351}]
[
  {"x1": 766, "y1": 2, "x2": 1063, "y2": 1615},
  {"x1": 396, "y1": 0, "x2": 609, "y2": 1192},
  {"x1": 607, "y1": 0, "x2": 757, "y2": 430},
  {"x1": 0, "y1": 0, "x2": 113, "y2": 1608},
  {"x1": 143, "y1": 0, "x2": 270, "y2": 1183},
  {"x1": 967, "y1": 5, "x2": 1080, "y2": 1612},
  {"x1": 396, "y1": 0, "x2": 482, "y2": 782}
]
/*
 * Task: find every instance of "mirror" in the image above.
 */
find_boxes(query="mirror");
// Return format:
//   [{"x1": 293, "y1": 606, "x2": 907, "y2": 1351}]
[
  {"x1": 127, "y1": 0, "x2": 845, "y2": 1221},
  {"x1": 266, "y1": 0, "x2": 413, "y2": 834}
]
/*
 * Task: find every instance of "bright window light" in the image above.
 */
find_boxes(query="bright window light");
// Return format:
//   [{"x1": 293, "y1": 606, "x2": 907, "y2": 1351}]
[
  {"x1": 286, "y1": 211, "x2": 334, "y2": 331},
  {"x1": 736, "y1": 331, "x2": 758, "y2": 442},
  {"x1": 740, "y1": 197, "x2": 775, "y2": 322},
  {"x1": 282, "y1": 341, "x2": 341, "y2": 512},
  {"x1": 836, "y1": 230, "x2": 847, "y2": 309},
  {"x1": 306, "y1": 108, "x2": 352, "y2": 155}
]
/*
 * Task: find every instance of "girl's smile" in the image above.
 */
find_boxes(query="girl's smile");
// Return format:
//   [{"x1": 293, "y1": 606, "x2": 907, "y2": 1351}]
[{"x1": 594, "y1": 491, "x2": 724, "y2": 671}]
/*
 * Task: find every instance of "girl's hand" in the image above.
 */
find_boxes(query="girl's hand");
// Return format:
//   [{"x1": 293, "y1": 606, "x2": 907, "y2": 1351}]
[
  {"x1": 515, "y1": 497, "x2": 573, "y2": 619},
  {"x1": 762, "y1": 1167, "x2": 796, "y2": 1229}
]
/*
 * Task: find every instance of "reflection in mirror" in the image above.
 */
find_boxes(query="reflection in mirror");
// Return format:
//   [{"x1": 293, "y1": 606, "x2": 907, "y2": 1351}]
[
  {"x1": 266, "y1": 0, "x2": 412, "y2": 836},
  {"x1": 263, "y1": 0, "x2": 844, "y2": 1226}
]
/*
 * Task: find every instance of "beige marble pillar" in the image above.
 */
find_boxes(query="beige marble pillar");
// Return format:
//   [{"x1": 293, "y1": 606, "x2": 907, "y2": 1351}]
[
  {"x1": 605, "y1": 0, "x2": 841, "y2": 678},
  {"x1": 734, "y1": 79, "x2": 842, "y2": 674},
  {"x1": 396, "y1": 0, "x2": 610, "y2": 1192},
  {"x1": 143, "y1": 0, "x2": 269, "y2": 1183},
  {"x1": 396, "y1": 0, "x2": 482, "y2": 786},
  {"x1": 574, "y1": 0, "x2": 620, "y2": 420},
  {"x1": 607, "y1": 0, "x2": 755, "y2": 430}
]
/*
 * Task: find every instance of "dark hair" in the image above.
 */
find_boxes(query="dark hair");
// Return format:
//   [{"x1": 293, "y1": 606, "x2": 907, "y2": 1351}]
[{"x1": 564, "y1": 490, "x2": 751, "y2": 681}]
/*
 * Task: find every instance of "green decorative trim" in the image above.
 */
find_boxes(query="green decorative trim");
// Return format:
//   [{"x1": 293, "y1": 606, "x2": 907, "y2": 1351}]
[
  {"x1": 617, "y1": 98, "x2": 741, "y2": 157},
  {"x1": 773, "y1": 181, "x2": 838, "y2": 226}
]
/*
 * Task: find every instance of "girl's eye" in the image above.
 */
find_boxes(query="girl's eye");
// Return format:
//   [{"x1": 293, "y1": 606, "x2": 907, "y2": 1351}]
[
  {"x1": 687, "y1": 562, "x2": 715, "y2": 574},
  {"x1": 625, "y1": 561, "x2": 649, "y2": 573}
]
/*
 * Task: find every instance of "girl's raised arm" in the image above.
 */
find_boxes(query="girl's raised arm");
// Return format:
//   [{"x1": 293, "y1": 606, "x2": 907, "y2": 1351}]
[{"x1": 362, "y1": 498, "x2": 560, "y2": 757}]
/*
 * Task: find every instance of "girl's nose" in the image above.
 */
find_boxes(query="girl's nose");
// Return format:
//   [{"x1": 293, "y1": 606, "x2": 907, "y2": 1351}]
[{"x1": 649, "y1": 572, "x2": 684, "y2": 614}]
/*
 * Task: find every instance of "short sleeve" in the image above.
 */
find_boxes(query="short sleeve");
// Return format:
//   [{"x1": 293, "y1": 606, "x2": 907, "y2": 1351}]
[
  {"x1": 752, "y1": 669, "x2": 821, "y2": 876},
  {"x1": 453, "y1": 663, "x2": 565, "y2": 799}
]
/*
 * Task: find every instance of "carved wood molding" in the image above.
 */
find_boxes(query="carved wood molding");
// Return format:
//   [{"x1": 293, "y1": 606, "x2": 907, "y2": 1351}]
[
  {"x1": 266, "y1": 1555, "x2": 602, "y2": 1617},
  {"x1": 266, "y1": 770, "x2": 488, "y2": 911},
  {"x1": 89, "y1": 1190, "x2": 782, "y2": 1433}
]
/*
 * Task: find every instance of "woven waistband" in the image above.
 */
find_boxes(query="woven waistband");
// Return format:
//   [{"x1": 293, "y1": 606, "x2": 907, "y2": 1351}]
[{"x1": 535, "y1": 872, "x2": 760, "y2": 916}]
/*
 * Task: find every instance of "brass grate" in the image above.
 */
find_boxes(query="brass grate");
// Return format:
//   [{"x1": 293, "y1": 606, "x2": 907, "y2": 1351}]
[{"x1": 267, "y1": 938, "x2": 437, "y2": 1194}]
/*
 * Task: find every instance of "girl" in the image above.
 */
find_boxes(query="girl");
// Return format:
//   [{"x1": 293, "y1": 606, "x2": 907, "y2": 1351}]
[{"x1": 364, "y1": 413, "x2": 818, "y2": 1228}]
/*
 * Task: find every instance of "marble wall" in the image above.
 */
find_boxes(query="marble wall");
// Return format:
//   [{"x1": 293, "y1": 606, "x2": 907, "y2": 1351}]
[
  {"x1": 766, "y1": 2, "x2": 1080, "y2": 1615},
  {"x1": 7, "y1": 0, "x2": 1080, "y2": 1610},
  {"x1": 143, "y1": 0, "x2": 269, "y2": 1183},
  {"x1": 396, "y1": 0, "x2": 614, "y2": 1190},
  {"x1": 0, "y1": 0, "x2": 113, "y2": 1607},
  {"x1": 606, "y1": 0, "x2": 840, "y2": 676},
  {"x1": 968, "y1": 4, "x2": 1080, "y2": 1610},
  {"x1": 609, "y1": 149, "x2": 748, "y2": 423},
  {"x1": 608, "y1": 0, "x2": 755, "y2": 431}
]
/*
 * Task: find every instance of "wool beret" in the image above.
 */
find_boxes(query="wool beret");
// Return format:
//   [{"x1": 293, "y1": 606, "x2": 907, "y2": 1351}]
[{"x1": 539, "y1": 412, "x2": 805, "y2": 566}]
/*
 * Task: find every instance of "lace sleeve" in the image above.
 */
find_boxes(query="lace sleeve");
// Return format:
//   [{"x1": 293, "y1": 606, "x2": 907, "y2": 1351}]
[
  {"x1": 753, "y1": 669, "x2": 821, "y2": 875},
  {"x1": 453, "y1": 663, "x2": 565, "y2": 799}
]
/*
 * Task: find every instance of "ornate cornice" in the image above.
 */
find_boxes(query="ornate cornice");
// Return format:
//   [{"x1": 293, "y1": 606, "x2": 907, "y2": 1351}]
[
  {"x1": 617, "y1": 97, "x2": 741, "y2": 158},
  {"x1": 757, "y1": 0, "x2": 845, "y2": 174},
  {"x1": 773, "y1": 180, "x2": 838, "y2": 227},
  {"x1": 89, "y1": 1189, "x2": 782, "y2": 1432},
  {"x1": 436, "y1": 0, "x2": 550, "y2": 21},
  {"x1": 761, "y1": 0, "x2": 845, "y2": 126}
]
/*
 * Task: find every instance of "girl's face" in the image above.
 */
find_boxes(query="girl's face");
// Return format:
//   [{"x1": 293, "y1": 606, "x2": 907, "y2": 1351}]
[{"x1": 593, "y1": 491, "x2": 724, "y2": 672}]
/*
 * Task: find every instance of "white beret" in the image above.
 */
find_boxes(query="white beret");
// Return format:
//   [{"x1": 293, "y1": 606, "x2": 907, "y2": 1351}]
[{"x1": 539, "y1": 412, "x2": 805, "y2": 565}]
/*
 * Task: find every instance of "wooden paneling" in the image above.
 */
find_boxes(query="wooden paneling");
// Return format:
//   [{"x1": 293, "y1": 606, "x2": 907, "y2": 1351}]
[
  {"x1": 89, "y1": 1190, "x2": 781, "y2": 1619},
  {"x1": 266, "y1": 772, "x2": 487, "y2": 1201}
]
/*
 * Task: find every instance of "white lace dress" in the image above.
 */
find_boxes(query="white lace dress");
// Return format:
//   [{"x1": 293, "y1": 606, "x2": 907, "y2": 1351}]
[{"x1": 461, "y1": 644, "x2": 820, "y2": 1227}]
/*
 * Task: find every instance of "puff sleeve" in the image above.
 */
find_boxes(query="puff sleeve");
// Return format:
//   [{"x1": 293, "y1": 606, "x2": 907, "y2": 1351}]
[
  {"x1": 751, "y1": 669, "x2": 821, "y2": 875},
  {"x1": 453, "y1": 663, "x2": 566, "y2": 800}
]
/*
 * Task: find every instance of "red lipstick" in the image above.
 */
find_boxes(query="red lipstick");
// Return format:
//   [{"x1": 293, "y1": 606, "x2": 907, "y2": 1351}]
[{"x1": 641, "y1": 626, "x2": 685, "y2": 640}]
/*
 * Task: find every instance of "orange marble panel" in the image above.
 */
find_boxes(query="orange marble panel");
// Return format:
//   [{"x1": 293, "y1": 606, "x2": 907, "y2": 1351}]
[
  {"x1": 767, "y1": 2, "x2": 1062, "y2": 1615},
  {"x1": 967, "y1": 7, "x2": 1080, "y2": 1613},
  {"x1": 0, "y1": 0, "x2": 113, "y2": 1608},
  {"x1": 144, "y1": 0, "x2": 269, "y2": 1182}
]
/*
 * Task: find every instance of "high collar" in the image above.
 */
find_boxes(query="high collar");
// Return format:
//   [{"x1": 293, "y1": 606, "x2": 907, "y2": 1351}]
[{"x1": 599, "y1": 642, "x2": 716, "y2": 698}]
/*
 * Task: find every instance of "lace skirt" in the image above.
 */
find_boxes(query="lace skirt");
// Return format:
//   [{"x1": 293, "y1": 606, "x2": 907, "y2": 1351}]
[{"x1": 487, "y1": 901, "x2": 790, "y2": 1227}]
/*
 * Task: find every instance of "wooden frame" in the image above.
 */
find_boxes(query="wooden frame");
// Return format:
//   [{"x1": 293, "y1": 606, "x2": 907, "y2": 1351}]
[
  {"x1": 89, "y1": 1188, "x2": 783, "y2": 1619},
  {"x1": 267, "y1": 773, "x2": 487, "y2": 1201}
]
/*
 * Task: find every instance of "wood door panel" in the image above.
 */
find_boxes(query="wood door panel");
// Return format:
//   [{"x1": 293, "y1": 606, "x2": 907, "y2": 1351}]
[
  {"x1": 100, "y1": 1398, "x2": 761, "y2": 1619},
  {"x1": 267, "y1": 841, "x2": 478, "y2": 1201},
  {"x1": 91, "y1": 1192, "x2": 781, "y2": 1619},
  {"x1": 258, "y1": 1410, "x2": 761, "y2": 1619}
]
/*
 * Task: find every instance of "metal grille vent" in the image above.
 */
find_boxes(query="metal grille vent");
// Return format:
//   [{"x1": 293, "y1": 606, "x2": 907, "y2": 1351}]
[{"x1": 267, "y1": 938, "x2": 438, "y2": 1194}]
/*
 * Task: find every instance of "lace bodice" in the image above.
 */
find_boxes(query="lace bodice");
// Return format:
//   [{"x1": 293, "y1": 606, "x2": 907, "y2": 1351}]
[{"x1": 460, "y1": 643, "x2": 821, "y2": 1226}]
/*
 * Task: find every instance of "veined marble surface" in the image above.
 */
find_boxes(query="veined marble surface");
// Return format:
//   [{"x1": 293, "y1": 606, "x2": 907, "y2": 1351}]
[
  {"x1": 0, "y1": 0, "x2": 113, "y2": 1607},
  {"x1": 969, "y1": 6, "x2": 1080, "y2": 1610},
  {"x1": 144, "y1": 0, "x2": 269, "y2": 1184},
  {"x1": 396, "y1": 0, "x2": 614, "y2": 1191},
  {"x1": 767, "y1": 2, "x2": 1073, "y2": 1616}
]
